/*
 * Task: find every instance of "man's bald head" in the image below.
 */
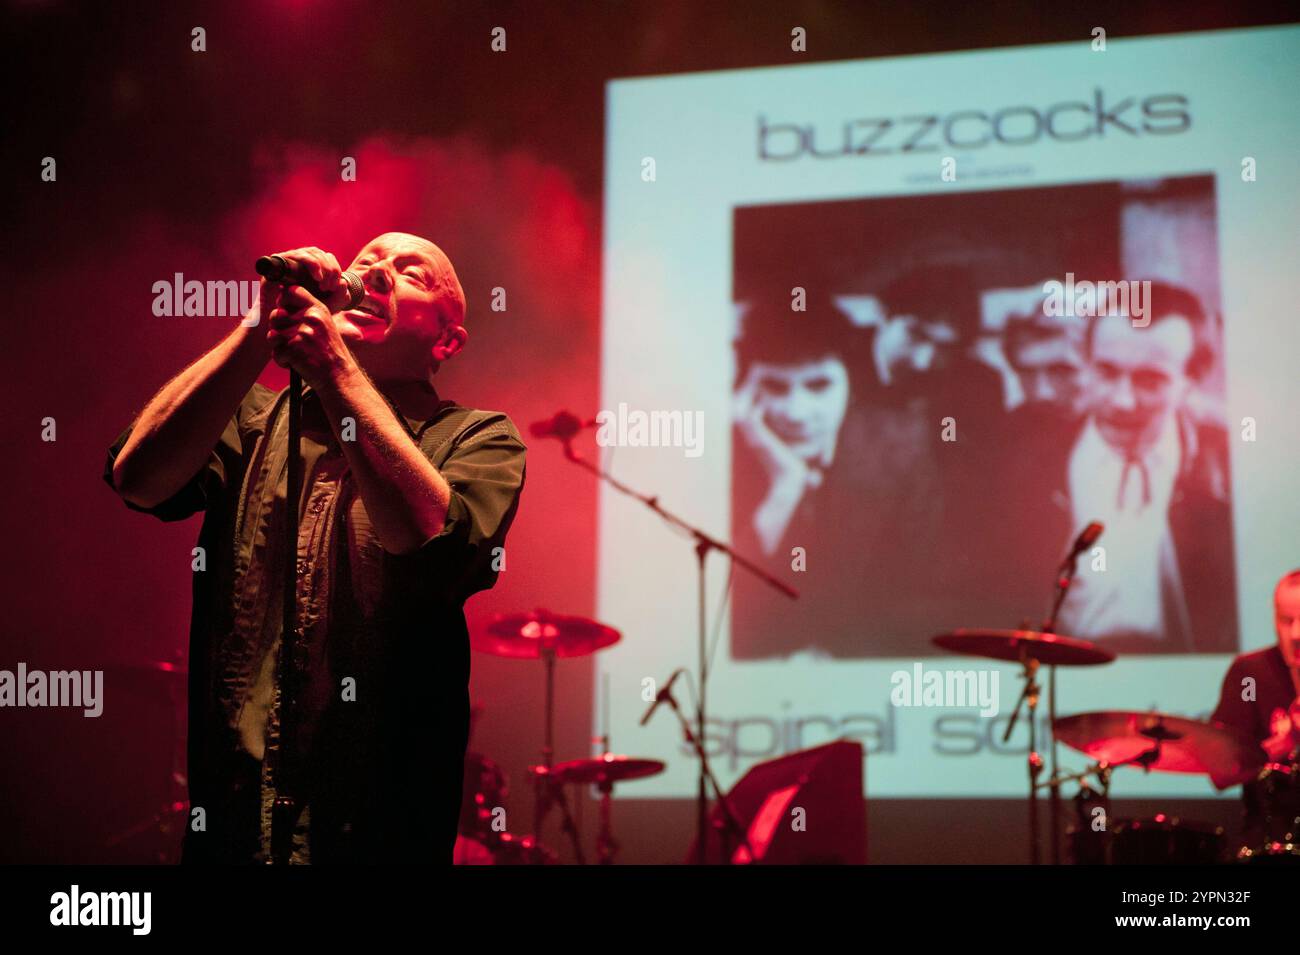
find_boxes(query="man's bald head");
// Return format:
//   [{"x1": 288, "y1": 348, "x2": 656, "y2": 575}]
[
  {"x1": 337, "y1": 232, "x2": 469, "y2": 385},
  {"x1": 368, "y1": 231, "x2": 466, "y2": 327}
]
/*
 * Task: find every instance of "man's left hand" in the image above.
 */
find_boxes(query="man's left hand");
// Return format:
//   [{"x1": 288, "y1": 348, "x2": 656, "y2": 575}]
[{"x1": 267, "y1": 284, "x2": 357, "y2": 389}]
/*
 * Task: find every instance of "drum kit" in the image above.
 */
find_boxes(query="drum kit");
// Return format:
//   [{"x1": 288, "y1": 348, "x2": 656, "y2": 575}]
[
  {"x1": 103, "y1": 487, "x2": 1298, "y2": 866},
  {"x1": 455, "y1": 614, "x2": 1300, "y2": 865},
  {"x1": 930, "y1": 627, "x2": 1300, "y2": 865},
  {"x1": 104, "y1": 617, "x2": 669, "y2": 866},
  {"x1": 455, "y1": 609, "x2": 667, "y2": 865},
  {"x1": 106, "y1": 618, "x2": 1299, "y2": 865}
]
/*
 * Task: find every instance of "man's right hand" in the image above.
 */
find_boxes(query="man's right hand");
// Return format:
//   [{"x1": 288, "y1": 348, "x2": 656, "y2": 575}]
[
  {"x1": 242, "y1": 277, "x2": 283, "y2": 332},
  {"x1": 273, "y1": 246, "x2": 349, "y2": 303},
  {"x1": 242, "y1": 247, "x2": 346, "y2": 331}
]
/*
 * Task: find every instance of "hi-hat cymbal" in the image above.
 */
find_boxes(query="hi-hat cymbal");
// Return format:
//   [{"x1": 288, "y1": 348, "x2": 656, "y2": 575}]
[
  {"x1": 531, "y1": 755, "x2": 666, "y2": 787},
  {"x1": 932, "y1": 628, "x2": 1116, "y2": 666},
  {"x1": 473, "y1": 609, "x2": 622, "y2": 659},
  {"x1": 1054, "y1": 710, "x2": 1264, "y2": 778}
]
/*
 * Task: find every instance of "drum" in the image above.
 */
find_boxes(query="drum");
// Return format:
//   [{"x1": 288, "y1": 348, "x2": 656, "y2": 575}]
[
  {"x1": 459, "y1": 751, "x2": 508, "y2": 837},
  {"x1": 489, "y1": 832, "x2": 557, "y2": 865},
  {"x1": 1110, "y1": 816, "x2": 1224, "y2": 865},
  {"x1": 1067, "y1": 824, "x2": 1109, "y2": 865},
  {"x1": 456, "y1": 754, "x2": 557, "y2": 864},
  {"x1": 1070, "y1": 814, "x2": 1224, "y2": 864},
  {"x1": 452, "y1": 835, "x2": 496, "y2": 865},
  {"x1": 1238, "y1": 761, "x2": 1300, "y2": 863}
]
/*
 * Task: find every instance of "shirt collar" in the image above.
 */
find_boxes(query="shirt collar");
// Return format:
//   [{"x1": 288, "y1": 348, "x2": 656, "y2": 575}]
[{"x1": 1078, "y1": 412, "x2": 1180, "y2": 470}]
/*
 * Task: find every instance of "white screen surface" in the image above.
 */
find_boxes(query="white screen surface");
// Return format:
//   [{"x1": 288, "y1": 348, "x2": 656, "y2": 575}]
[{"x1": 597, "y1": 26, "x2": 1300, "y2": 799}]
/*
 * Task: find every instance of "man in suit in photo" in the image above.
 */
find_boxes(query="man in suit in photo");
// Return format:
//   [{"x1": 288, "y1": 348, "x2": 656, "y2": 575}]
[{"x1": 994, "y1": 280, "x2": 1237, "y2": 653}]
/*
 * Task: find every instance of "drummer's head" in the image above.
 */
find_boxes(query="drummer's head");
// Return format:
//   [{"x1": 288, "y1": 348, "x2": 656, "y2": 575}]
[{"x1": 1276, "y1": 569, "x2": 1300, "y2": 667}]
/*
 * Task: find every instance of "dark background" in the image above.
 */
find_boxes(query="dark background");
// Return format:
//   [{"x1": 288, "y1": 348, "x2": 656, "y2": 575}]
[{"x1": 2, "y1": 0, "x2": 1293, "y2": 865}]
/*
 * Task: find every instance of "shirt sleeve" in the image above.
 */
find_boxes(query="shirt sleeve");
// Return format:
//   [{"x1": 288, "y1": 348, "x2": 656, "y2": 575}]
[
  {"x1": 1209, "y1": 656, "x2": 1269, "y2": 789},
  {"x1": 102, "y1": 383, "x2": 276, "y2": 523},
  {"x1": 1211, "y1": 656, "x2": 1262, "y2": 741},
  {"x1": 401, "y1": 412, "x2": 527, "y2": 601}
]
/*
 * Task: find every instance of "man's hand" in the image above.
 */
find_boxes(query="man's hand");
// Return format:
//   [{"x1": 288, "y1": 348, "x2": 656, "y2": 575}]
[
  {"x1": 1261, "y1": 700, "x2": 1300, "y2": 761},
  {"x1": 267, "y1": 285, "x2": 358, "y2": 389},
  {"x1": 269, "y1": 246, "x2": 350, "y2": 306},
  {"x1": 242, "y1": 277, "x2": 283, "y2": 331},
  {"x1": 733, "y1": 365, "x2": 815, "y2": 494},
  {"x1": 733, "y1": 365, "x2": 821, "y2": 555},
  {"x1": 246, "y1": 246, "x2": 354, "y2": 328}
]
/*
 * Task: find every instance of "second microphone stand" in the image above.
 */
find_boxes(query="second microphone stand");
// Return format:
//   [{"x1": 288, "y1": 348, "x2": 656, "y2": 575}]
[{"x1": 559, "y1": 438, "x2": 797, "y2": 863}]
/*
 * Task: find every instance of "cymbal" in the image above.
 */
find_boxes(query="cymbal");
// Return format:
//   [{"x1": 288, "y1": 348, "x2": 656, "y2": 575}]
[
  {"x1": 473, "y1": 610, "x2": 622, "y2": 659},
  {"x1": 932, "y1": 628, "x2": 1116, "y2": 666},
  {"x1": 1055, "y1": 710, "x2": 1264, "y2": 778},
  {"x1": 532, "y1": 755, "x2": 666, "y2": 787}
]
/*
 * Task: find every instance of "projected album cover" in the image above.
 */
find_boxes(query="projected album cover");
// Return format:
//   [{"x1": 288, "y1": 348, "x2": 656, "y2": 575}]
[{"x1": 729, "y1": 175, "x2": 1237, "y2": 660}]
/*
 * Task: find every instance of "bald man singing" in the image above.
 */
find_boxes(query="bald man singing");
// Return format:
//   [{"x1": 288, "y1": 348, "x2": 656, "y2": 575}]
[{"x1": 106, "y1": 233, "x2": 526, "y2": 864}]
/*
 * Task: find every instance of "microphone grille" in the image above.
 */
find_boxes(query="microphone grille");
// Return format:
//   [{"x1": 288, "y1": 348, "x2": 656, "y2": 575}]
[{"x1": 342, "y1": 271, "x2": 365, "y2": 309}]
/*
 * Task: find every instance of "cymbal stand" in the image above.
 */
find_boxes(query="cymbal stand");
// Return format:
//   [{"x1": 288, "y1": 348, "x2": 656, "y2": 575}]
[
  {"x1": 594, "y1": 776, "x2": 618, "y2": 865},
  {"x1": 531, "y1": 644, "x2": 585, "y2": 864},
  {"x1": 592, "y1": 673, "x2": 619, "y2": 864},
  {"x1": 1003, "y1": 649, "x2": 1043, "y2": 864}
]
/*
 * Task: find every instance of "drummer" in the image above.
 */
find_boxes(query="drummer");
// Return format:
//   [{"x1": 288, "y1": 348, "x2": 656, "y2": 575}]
[{"x1": 1210, "y1": 568, "x2": 1300, "y2": 783}]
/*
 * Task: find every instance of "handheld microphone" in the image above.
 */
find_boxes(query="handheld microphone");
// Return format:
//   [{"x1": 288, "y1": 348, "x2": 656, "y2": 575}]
[
  {"x1": 639, "y1": 668, "x2": 685, "y2": 727},
  {"x1": 528, "y1": 410, "x2": 597, "y2": 442},
  {"x1": 254, "y1": 254, "x2": 365, "y2": 311}
]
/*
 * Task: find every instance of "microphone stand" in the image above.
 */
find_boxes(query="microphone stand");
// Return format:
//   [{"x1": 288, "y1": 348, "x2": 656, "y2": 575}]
[
  {"x1": 255, "y1": 264, "x2": 362, "y2": 864},
  {"x1": 1036, "y1": 548, "x2": 1086, "y2": 867},
  {"x1": 658, "y1": 682, "x2": 753, "y2": 863},
  {"x1": 270, "y1": 369, "x2": 303, "y2": 865},
  {"x1": 558, "y1": 438, "x2": 796, "y2": 863}
]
